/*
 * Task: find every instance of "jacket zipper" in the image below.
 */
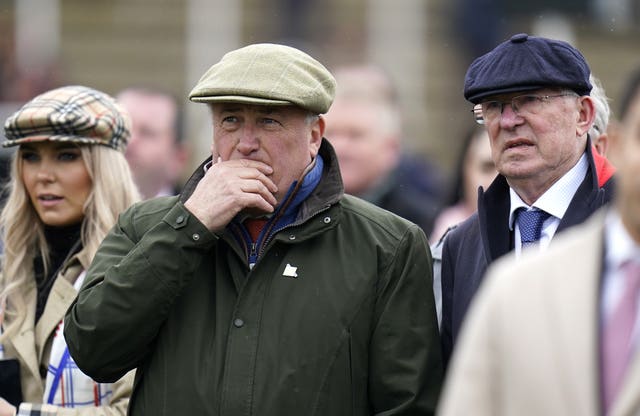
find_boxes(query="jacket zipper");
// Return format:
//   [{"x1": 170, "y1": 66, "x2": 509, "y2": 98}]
[
  {"x1": 248, "y1": 242, "x2": 258, "y2": 269},
  {"x1": 257, "y1": 204, "x2": 332, "y2": 259}
]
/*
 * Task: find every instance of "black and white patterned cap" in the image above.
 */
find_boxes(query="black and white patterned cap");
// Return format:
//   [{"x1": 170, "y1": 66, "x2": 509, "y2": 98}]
[{"x1": 3, "y1": 85, "x2": 131, "y2": 153}]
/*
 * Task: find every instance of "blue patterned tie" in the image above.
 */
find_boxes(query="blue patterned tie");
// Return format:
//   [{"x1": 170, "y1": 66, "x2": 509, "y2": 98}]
[{"x1": 516, "y1": 208, "x2": 551, "y2": 246}]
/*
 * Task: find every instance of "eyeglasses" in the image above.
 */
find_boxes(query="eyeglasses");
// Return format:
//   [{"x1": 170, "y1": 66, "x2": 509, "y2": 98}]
[{"x1": 472, "y1": 93, "x2": 578, "y2": 125}]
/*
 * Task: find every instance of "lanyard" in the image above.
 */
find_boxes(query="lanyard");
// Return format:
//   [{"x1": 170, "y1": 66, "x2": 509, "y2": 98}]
[
  {"x1": 47, "y1": 347, "x2": 71, "y2": 404},
  {"x1": 46, "y1": 270, "x2": 86, "y2": 405}
]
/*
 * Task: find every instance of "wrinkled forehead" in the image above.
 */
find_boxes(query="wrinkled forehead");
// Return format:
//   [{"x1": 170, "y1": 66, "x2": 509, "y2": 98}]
[
  {"x1": 213, "y1": 103, "x2": 284, "y2": 113},
  {"x1": 210, "y1": 104, "x2": 316, "y2": 128},
  {"x1": 210, "y1": 102, "x2": 307, "y2": 115}
]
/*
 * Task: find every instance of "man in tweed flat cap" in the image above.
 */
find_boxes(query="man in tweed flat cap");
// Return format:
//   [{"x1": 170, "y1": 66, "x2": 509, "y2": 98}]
[
  {"x1": 438, "y1": 33, "x2": 616, "y2": 368},
  {"x1": 65, "y1": 43, "x2": 443, "y2": 415}
]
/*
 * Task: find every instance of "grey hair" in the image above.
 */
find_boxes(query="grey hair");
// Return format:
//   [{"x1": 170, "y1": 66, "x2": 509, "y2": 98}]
[
  {"x1": 305, "y1": 112, "x2": 320, "y2": 125},
  {"x1": 588, "y1": 74, "x2": 611, "y2": 138}
]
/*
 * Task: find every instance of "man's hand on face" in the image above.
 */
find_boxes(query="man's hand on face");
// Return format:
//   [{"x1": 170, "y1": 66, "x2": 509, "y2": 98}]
[{"x1": 184, "y1": 158, "x2": 278, "y2": 232}]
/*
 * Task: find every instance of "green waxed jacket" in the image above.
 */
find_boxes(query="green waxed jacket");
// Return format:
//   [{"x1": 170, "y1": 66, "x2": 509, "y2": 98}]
[{"x1": 64, "y1": 140, "x2": 443, "y2": 415}]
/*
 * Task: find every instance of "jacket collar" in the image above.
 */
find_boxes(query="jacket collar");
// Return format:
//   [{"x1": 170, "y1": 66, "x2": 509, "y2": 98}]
[
  {"x1": 296, "y1": 139, "x2": 344, "y2": 221},
  {"x1": 3, "y1": 258, "x2": 82, "y2": 400}
]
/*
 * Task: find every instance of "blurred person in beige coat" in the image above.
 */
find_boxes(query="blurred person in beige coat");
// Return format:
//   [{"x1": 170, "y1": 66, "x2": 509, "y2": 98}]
[{"x1": 437, "y1": 68, "x2": 640, "y2": 416}]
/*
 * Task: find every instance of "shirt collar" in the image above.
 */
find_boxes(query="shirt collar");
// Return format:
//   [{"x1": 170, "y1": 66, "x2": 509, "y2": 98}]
[{"x1": 509, "y1": 152, "x2": 588, "y2": 229}]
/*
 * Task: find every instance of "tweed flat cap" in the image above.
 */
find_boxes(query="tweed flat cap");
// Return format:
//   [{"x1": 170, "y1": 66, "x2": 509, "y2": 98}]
[
  {"x1": 464, "y1": 33, "x2": 592, "y2": 104},
  {"x1": 189, "y1": 43, "x2": 336, "y2": 114},
  {"x1": 3, "y1": 85, "x2": 130, "y2": 152}
]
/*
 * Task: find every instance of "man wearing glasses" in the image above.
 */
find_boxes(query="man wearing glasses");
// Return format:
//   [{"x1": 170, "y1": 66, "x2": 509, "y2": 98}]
[{"x1": 439, "y1": 33, "x2": 615, "y2": 366}]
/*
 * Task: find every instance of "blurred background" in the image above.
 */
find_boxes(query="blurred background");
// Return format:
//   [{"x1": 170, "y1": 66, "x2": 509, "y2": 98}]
[{"x1": 1, "y1": 0, "x2": 639, "y2": 186}]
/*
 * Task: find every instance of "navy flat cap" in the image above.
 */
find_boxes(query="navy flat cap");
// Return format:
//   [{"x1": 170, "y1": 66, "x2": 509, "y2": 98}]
[{"x1": 463, "y1": 33, "x2": 592, "y2": 104}]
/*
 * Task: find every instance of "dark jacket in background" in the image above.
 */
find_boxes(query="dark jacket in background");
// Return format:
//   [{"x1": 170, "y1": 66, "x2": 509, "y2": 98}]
[{"x1": 360, "y1": 153, "x2": 444, "y2": 238}]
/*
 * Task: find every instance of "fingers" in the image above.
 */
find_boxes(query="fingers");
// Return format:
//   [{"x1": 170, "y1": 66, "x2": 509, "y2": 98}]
[
  {"x1": 212, "y1": 158, "x2": 276, "y2": 186},
  {"x1": 214, "y1": 157, "x2": 273, "y2": 175},
  {"x1": 209, "y1": 162, "x2": 278, "y2": 201},
  {"x1": 232, "y1": 187, "x2": 277, "y2": 214},
  {"x1": 215, "y1": 166, "x2": 278, "y2": 210},
  {"x1": 184, "y1": 159, "x2": 279, "y2": 231},
  {"x1": 238, "y1": 178, "x2": 278, "y2": 206}
]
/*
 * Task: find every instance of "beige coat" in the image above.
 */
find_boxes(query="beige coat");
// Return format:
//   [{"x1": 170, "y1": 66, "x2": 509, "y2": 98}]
[
  {"x1": 438, "y1": 210, "x2": 640, "y2": 416},
  {"x1": 2, "y1": 254, "x2": 133, "y2": 415}
]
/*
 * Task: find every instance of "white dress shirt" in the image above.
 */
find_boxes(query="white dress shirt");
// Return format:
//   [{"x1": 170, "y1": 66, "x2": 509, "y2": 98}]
[{"x1": 509, "y1": 152, "x2": 588, "y2": 256}]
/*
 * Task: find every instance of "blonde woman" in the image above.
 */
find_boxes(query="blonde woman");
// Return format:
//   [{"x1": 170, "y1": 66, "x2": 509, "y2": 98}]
[{"x1": 0, "y1": 86, "x2": 139, "y2": 416}]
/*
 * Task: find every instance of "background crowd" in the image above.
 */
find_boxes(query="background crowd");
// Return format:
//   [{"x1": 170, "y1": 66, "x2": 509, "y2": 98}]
[{"x1": 1, "y1": 0, "x2": 639, "y2": 189}]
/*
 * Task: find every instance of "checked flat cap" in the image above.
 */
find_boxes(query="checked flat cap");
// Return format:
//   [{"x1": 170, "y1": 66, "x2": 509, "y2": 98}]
[
  {"x1": 189, "y1": 43, "x2": 336, "y2": 114},
  {"x1": 3, "y1": 85, "x2": 131, "y2": 153}
]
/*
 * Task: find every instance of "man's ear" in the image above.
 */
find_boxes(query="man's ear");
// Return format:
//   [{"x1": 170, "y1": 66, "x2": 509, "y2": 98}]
[
  {"x1": 309, "y1": 115, "x2": 325, "y2": 157},
  {"x1": 576, "y1": 96, "x2": 596, "y2": 138},
  {"x1": 593, "y1": 132, "x2": 609, "y2": 157}
]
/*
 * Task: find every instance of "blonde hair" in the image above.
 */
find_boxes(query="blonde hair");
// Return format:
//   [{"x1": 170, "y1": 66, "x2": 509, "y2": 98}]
[{"x1": 0, "y1": 144, "x2": 140, "y2": 338}]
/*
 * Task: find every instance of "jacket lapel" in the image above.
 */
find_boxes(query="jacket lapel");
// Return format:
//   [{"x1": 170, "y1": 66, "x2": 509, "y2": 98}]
[
  {"x1": 6, "y1": 284, "x2": 42, "y2": 394},
  {"x1": 477, "y1": 174, "x2": 512, "y2": 262},
  {"x1": 34, "y1": 264, "x2": 79, "y2": 362},
  {"x1": 548, "y1": 214, "x2": 605, "y2": 416},
  {"x1": 552, "y1": 211, "x2": 640, "y2": 416}
]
